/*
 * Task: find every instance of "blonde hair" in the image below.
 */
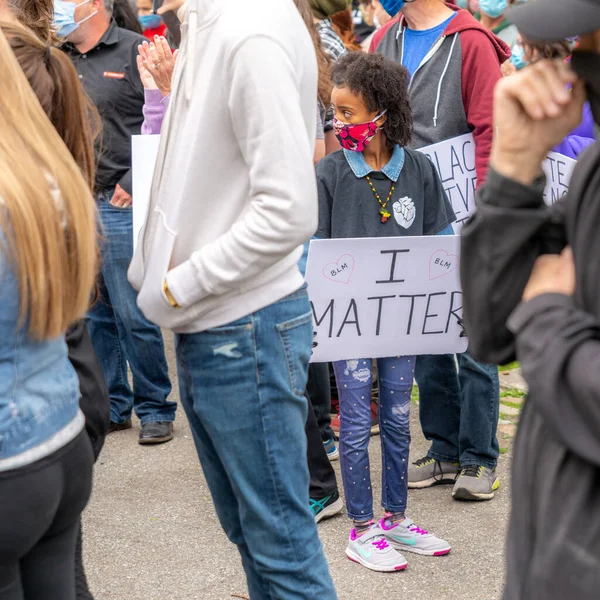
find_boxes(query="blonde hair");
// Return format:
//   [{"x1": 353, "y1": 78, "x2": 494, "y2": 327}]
[{"x1": 0, "y1": 26, "x2": 98, "y2": 340}]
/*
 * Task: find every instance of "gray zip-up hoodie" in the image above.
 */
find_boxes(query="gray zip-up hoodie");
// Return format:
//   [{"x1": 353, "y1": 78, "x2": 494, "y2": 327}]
[{"x1": 371, "y1": 5, "x2": 510, "y2": 183}]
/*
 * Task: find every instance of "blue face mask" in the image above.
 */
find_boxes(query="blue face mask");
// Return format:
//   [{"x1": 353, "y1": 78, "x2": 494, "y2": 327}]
[
  {"x1": 379, "y1": 0, "x2": 405, "y2": 17},
  {"x1": 139, "y1": 13, "x2": 163, "y2": 31},
  {"x1": 478, "y1": 0, "x2": 508, "y2": 18},
  {"x1": 455, "y1": 0, "x2": 469, "y2": 8},
  {"x1": 53, "y1": 0, "x2": 97, "y2": 38},
  {"x1": 510, "y1": 44, "x2": 528, "y2": 70}
]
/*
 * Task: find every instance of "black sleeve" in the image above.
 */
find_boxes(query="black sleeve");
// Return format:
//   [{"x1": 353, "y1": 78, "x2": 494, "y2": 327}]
[
  {"x1": 422, "y1": 155, "x2": 456, "y2": 235},
  {"x1": 66, "y1": 321, "x2": 110, "y2": 461},
  {"x1": 118, "y1": 169, "x2": 133, "y2": 196},
  {"x1": 460, "y1": 167, "x2": 568, "y2": 365},
  {"x1": 316, "y1": 166, "x2": 334, "y2": 239},
  {"x1": 508, "y1": 294, "x2": 600, "y2": 465},
  {"x1": 129, "y1": 35, "x2": 146, "y2": 100}
]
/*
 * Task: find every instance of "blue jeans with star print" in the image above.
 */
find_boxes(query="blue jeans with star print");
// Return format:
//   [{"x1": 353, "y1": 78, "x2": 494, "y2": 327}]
[{"x1": 333, "y1": 356, "x2": 415, "y2": 521}]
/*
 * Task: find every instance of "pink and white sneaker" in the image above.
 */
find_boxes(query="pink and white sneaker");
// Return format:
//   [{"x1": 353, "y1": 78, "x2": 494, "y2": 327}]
[
  {"x1": 380, "y1": 517, "x2": 451, "y2": 556},
  {"x1": 345, "y1": 523, "x2": 408, "y2": 572}
]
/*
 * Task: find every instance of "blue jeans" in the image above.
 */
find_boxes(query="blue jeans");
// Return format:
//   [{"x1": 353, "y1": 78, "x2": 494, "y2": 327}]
[
  {"x1": 415, "y1": 351, "x2": 499, "y2": 469},
  {"x1": 175, "y1": 289, "x2": 336, "y2": 600},
  {"x1": 333, "y1": 357, "x2": 415, "y2": 521},
  {"x1": 86, "y1": 194, "x2": 175, "y2": 425}
]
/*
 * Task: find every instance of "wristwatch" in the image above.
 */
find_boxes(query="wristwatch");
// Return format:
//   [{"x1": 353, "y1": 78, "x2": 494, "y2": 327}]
[{"x1": 163, "y1": 278, "x2": 181, "y2": 308}]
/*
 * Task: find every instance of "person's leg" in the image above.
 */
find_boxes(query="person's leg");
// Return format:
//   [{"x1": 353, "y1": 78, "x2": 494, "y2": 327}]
[
  {"x1": 86, "y1": 268, "x2": 133, "y2": 425},
  {"x1": 414, "y1": 355, "x2": 461, "y2": 463},
  {"x1": 332, "y1": 359, "x2": 374, "y2": 523},
  {"x1": 95, "y1": 196, "x2": 175, "y2": 427},
  {"x1": 456, "y1": 351, "x2": 500, "y2": 469},
  {"x1": 0, "y1": 433, "x2": 93, "y2": 600},
  {"x1": 74, "y1": 520, "x2": 93, "y2": 600},
  {"x1": 176, "y1": 339, "x2": 272, "y2": 600},
  {"x1": 377, "y1": 357, "x2": 414, "y2": 517},
  {"x1": 176, "y1": 291, "x2": 336, "y2": 599},
  {"x1": 307, "y1": 363, "x2": 334, "y2": 443},
  {"x1": 0, "y1": 564, "x2": 21, "y2": 600},
  {"x1": 21, "y1": 433, "x2": 94, "y2": 600},
  {"x1": 306, "y1": 393, "x2": 338, "y2": 499}
]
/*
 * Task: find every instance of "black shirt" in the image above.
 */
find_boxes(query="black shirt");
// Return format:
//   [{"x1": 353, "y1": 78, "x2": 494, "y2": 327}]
[
  {"x1": 316, "y1": 147, "x2": 455, "y2": 239},
  {"x1": 64, "y1": 21, "x2": 145, "y2": 195}
]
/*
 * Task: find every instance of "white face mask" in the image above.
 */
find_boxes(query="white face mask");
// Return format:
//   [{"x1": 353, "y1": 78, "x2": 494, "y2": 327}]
[{"x1": 53, "y1": 0, "x2": 98, "y2": 38}]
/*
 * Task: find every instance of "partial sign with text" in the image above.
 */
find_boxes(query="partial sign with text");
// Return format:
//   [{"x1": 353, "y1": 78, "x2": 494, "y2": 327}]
[
  {"x1": 417, "y1": 133, "x2": 477, "y2": 232},
  {"x1": 305, "y1": 236, "x2": 468, "y2": 363}
]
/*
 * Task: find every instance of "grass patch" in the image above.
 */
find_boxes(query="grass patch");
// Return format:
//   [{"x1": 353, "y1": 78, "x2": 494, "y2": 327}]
[
  {"x1": 501, "y1": 401, "x2": 523, "y2": 410},
  {"x1": 500, "y1": 361, "x2": 520, "y2": 371},
  {"x1": 411, "y1": 385, "x2": 420, "y2": 404},
  {"x1": 499, "y1": 447, "x2": 510, "y2": 455},
  {"x1": 500, "y1": 388, "x2": 526, "y2": 399}
]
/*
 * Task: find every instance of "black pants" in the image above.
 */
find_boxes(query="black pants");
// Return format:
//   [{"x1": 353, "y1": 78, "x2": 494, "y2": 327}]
[
  {"x1": 306, "y1": 394, "x2": 338, "y2": 500},
  {"x1": 67, "y1": 320, "x2": 110, "y2": 600},
  {"x1": 0, "y1": 432, "x2": 94, "y2": 600},
  {"x1": 307, "y1": 363, "x2": 334, "y2": 442}
]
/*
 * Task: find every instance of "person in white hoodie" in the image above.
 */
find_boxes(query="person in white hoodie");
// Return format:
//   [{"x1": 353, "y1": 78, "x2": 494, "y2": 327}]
[{"x1": 128, "y1": 0, "x2": 337, "y2": 597}]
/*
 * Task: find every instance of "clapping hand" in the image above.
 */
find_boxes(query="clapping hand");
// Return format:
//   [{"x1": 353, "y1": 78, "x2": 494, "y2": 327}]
[{"x1": 137, "y1": 36, "x2": 178, "y2": 97}]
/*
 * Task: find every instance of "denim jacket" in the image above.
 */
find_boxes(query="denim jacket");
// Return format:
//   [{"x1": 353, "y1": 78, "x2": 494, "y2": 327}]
[{"x1": 0, "y1": 236, "x2": 84, "y2": 472}]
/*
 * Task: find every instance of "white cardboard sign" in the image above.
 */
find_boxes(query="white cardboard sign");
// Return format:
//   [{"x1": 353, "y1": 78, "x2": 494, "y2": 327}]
[
  {"x1": 417, "y1": 134, "x2": 578, "y2": 226},
  {"x1": 542, "y1": 151, "x2": 576, "y2": 206},
  {"x1": 306, "y1": 236, "x2": 468, "y2": 363},
  {"x1": 417, "y1": 133, "x2": 477, "y2": 233},
  {"x1": 131, "y1": 134, "x2": 161, "y2": 252}
]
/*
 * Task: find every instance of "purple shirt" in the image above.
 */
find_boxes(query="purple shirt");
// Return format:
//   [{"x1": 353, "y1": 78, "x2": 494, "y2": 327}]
[
  {"x1": 141, "y1": 88, "x2": 169, "y2": 135},
  {"x1": 553, "y1": 102, "x2": 594, "y2": 159}
]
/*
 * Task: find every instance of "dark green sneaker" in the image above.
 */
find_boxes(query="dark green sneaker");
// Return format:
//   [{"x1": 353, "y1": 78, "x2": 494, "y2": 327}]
[
  {"x1": 408, "y1": 456, "x2": 460, "y2": 489},
  {"x1": 452, "y1": 466, "x2": 500, "y2": 501}
]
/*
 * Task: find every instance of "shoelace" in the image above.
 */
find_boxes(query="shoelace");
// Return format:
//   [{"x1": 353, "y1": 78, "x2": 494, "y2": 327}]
[
  {"x1": 372, "y1": 537, "x2": 390, "y2": 550},
  {"x1": 461, "y1": 465, "x2": 483, "y2": 478},
  {"x1": 309, "y1": 497, "x2": 329, "y2": 514},
  {"x1": 409, "y1": 524, "x2": 429, "y2": 536}
]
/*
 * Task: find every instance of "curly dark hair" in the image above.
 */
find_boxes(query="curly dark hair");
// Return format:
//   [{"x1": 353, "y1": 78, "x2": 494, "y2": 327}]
[{"x1": 332, "y1": 52, "x2": 412, "y2": 148}]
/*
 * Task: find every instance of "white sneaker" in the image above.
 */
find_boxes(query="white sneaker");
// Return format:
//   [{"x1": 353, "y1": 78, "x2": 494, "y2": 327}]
[
  {"x1": 345, "y1": 523, "x2": 408, "y2": 572},
  {"x1": 380, "y1": 517, "x2": 451, "y2": 556}
]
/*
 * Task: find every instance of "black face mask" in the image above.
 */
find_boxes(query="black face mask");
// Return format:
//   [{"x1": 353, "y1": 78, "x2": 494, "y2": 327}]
[{"x1": 571, "y1": 50, "x2": 600, "y2": 128}]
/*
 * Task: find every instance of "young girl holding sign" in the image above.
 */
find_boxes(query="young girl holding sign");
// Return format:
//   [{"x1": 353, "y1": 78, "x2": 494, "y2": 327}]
[{"x1": 316, "y1": 51, "x2": 455, "y2": 572}]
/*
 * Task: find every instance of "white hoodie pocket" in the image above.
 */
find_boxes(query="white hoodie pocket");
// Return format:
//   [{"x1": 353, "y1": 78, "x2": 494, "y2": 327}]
[{"x1": 135, "y1": 211, "x2": 198, "y2": 329}]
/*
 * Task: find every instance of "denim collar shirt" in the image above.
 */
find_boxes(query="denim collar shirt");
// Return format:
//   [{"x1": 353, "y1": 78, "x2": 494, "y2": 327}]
[{"x1": 316, "y1": 145, "x2": 455, "y2": 239}]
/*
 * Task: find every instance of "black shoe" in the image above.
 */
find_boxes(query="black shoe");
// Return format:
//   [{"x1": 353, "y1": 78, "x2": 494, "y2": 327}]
[
  {"x1": 108, "y1": 419, "x2": 132, "y2": 434},
  {"x1": 310, "y1": 490, "x2": 344, "y2": 523},
  {"x1": 139, "y1": 421, "x2": 173, "y2": 445}
]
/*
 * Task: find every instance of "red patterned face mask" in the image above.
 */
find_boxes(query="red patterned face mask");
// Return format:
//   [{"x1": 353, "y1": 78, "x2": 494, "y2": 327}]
[{"x1": 333, "y1": 110, "x2": 387, "y2": 152}]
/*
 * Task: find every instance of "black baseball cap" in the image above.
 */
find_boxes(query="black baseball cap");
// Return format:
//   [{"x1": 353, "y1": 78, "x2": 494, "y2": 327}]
[{"x1": 507, "y1": 0, "x2": 600, "y2": 42}]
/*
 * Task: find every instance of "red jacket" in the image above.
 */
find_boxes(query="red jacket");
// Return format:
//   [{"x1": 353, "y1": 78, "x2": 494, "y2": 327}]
[{"x1": 370, "y1": 5, "x2": 510, "y2": 185}]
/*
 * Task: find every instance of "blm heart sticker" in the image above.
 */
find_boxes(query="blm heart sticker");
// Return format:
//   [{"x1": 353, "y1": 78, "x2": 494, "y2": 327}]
[
  {"x1": 429, "y1": 250, "x2": 458, "y2": 280},
  {"x1": 323, "y1": 254, "x2": 355, "y2": 285}
]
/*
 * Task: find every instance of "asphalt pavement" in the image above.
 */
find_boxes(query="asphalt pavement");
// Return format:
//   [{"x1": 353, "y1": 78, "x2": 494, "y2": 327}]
[{"x1": 83, "y1": 334, "x2": 511, "y2": 600}]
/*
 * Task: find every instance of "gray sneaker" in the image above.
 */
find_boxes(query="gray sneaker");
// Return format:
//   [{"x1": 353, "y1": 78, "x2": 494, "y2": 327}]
[
  {"x1": 380, "y1": 518, "x2": 451, "y2": 556},
  {"x1": 346, "y1": 523, "x2": 408, "y2": 572},
  {"x1": 408, "y1": 456, "x2": 460, "y2": 489},
  {"x1": 452, "y1": 465, "x2": 500, "y2": 501}
]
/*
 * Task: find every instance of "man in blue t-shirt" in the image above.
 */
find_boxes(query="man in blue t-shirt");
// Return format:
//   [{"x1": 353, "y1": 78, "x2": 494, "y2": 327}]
[{"x1": 371, "y1": 0, "x2": 510, "y2": 504}]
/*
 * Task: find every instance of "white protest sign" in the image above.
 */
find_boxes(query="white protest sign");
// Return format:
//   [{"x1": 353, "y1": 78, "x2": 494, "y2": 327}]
[
  {"x1": 306, "y1": 236, "x2": 468, "y2": 363},
  {"x1": 132, "y1": 134, "x2": 160, "y2": 251},
  {"x1": 542, "y1": 151, "x2": 576, "y2": 206},
  {"x1": 417, "y1": 133, "x2": 477, "y2": 233}
]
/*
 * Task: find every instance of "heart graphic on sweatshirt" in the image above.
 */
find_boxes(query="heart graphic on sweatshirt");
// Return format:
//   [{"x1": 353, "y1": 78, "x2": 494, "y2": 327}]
[
  {"x1": 323, "y1": 254, "x2": 355, "y2": 285},
  {"x1": 429, "y1": 250, "x2": 458, "y2": 280}
]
